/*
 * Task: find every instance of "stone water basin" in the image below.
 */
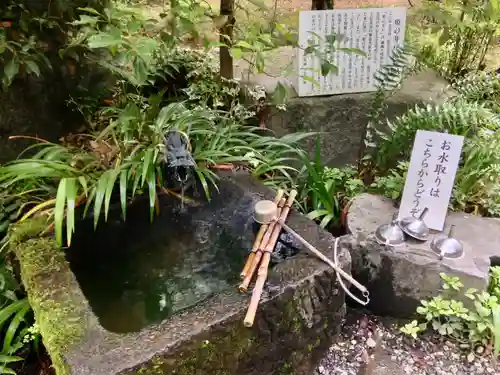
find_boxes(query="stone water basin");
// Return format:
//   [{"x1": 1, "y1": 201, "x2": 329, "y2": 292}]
[{"x1": 14, "y1": 172, "x2": 351, "y2": 375}]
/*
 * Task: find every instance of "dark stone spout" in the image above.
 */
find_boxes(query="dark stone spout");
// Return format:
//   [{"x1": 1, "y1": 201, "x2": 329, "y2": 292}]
[{"x1": 163, "y1": 130, "x2": 196, "y2": 189}]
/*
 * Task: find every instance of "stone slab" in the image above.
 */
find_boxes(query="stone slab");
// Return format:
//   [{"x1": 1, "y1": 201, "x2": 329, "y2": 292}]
[
  {"x1": 342, "y1": 193, "x2": 499, "y2": 317},
  {"x1": 15, "y1": 172, "x2": 351, "y2": 375}
]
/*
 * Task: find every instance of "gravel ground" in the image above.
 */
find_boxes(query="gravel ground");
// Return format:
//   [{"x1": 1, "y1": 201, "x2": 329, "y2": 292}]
[{"x1": 316, "y1": 309, "x2": 499, "y2": 375}]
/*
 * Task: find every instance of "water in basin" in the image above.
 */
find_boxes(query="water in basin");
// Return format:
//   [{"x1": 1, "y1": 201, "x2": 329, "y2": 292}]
[{"x1": 66, "y1": 185, "x2": 251, "y2": 333}]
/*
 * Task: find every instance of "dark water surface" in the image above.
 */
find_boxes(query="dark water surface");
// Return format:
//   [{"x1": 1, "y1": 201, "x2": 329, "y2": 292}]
[{"x1": 66, "y1": 186, "x2": 252, "y2": 333}]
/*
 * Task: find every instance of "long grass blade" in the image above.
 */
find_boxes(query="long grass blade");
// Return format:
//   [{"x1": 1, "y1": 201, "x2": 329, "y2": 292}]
[
  {"x1": 54, "y1": 178, "x2": 68, "y2": 246},
  {"x1": 119, "y1": 169, "x2": 128, "y2": 220},
  {"x1": 65, "y1": 178, "x2": 77, "y2": 247}
]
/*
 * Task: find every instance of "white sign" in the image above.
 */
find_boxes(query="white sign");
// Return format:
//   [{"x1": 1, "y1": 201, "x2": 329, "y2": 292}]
[
  {"x1": 398, "y1": 130, "x2": 464, "y2": 231},
  {"x1": 297, "y1": 7, "x2": 407, "y2": 97}
]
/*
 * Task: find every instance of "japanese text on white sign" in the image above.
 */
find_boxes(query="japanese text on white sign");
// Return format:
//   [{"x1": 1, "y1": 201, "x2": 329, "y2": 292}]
[
  {"x1": 398, "y1": 130, "x2": 464, "y2": 231},
  {"x1": 297, "y1": 7, "x2": 407, "y2": 97}
]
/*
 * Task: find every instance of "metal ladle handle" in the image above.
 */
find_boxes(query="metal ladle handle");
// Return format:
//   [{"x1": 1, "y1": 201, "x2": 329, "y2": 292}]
[
  {"x1": 419, "y1": 207, "x2": 429, "y2": 220},
  {"x1": 448, "y1": 224, "x2": 455, "y2": 238},
  {"x1": 390, "y1": 212, "x2": 399, "y2": 224}
]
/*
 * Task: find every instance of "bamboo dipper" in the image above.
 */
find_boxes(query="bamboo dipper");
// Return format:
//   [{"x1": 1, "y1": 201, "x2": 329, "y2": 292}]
[
  {"x1": 243, "y1": 191, "x2": 297, "y2": 327},
  {"x1": 239, "y1": 197, "x2": 286, "y2": 293},
  {"x1": 240, "y1": 189, "x2": 284, "y2": 279},
  {"x1": 243, "y1": 194, "x2": 369, "y2": 328}
]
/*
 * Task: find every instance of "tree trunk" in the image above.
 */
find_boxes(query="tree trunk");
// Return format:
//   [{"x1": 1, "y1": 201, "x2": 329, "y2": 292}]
[
  {"x1": 311, "y1": 0, "x2": 334, "y2": 10},
  {"x1": 219, "y1": 0, "x2": 235, "y2": 79}
]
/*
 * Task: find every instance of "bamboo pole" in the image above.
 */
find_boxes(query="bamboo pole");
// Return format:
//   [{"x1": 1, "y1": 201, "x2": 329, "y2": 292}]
[
  {"x1": 281, "y1": 222, "x2": 367, "y2": 293},
  {"x1": 238, "y1": 199, "x2": 285, "y2": 293},
  {"x1": 240, "y1": 189, "x2": 284, "y2": 279},
  {"x1": 243, "y1": 190, "x2": 297, "y2": 327}
]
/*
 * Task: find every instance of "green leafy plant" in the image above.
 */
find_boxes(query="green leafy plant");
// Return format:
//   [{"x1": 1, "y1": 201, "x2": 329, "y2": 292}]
[
  {"x1": 0, "y1": 298, "x2": 32, "y2": 374},
  {"x1": 359, "y1": 44, "x2": 421, "y2": 178},
  {"x1": 411, "y1": 0, "x2": 500, "y2": 78},
  {"x1": 0, "y1": 261, "x2": 38, "y2": 375},
  {"x1": 362, "y1": 68, "x2": 500, "y2": 217},
  {"x1": 401, "y1": 269, "x2": 500, "y2": 357},
  {"x1": 301, "y1": 32, "x2": 366, "y2": 85},
  {"x1": 0, "y1": 97, "x2": 309, "y2": 247},
  {"x1": 283, "y1": 139, "x2": 366, "y2": 229},
  {"x1": 451, "y1": 71, "x2": 500, "y2": 114},
  {"x1": 370, "y1": 161, "x2": 408, "y2": 201},
  {"x1": 69, "y1": 4, "x2": 164, "y2": 86},
  {"x1": 0, "y1": 2, "x2": 52, "y2": 88},
  {"x1": 0, "y1": 0, "x2": 107, "y2": 89}
]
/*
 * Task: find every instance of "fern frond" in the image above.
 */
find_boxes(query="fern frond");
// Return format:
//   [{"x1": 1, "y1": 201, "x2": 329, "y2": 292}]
[
  {"x1": 372, "y1": 100, "x2": 498, "y2": 171},
  {"x1": 360, "y1": 44, "x2": 424, "y2": 166},
  {"x1": 373, "y1": 44, "x2": 421, "y2": 93},
  {"x1": 450, "y1": 72, "x2": 500, "y2": 114}
]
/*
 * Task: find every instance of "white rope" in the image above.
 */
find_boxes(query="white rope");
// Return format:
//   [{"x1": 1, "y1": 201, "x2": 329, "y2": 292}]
[
  {"x1": 280, "y1": 221, "x2": 370, "y2": 306},
  {"x1": 333, "y1": 237, "x2": 370, "y2": 306}
]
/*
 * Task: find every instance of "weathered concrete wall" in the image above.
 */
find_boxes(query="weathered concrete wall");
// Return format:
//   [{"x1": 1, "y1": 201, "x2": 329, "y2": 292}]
[{"x1": 236, "y1": 47, "x2": 450, "y2": 166}]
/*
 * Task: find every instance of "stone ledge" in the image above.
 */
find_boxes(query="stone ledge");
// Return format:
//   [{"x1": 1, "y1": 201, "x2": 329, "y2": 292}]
[{"x1": 342, "y1": 194, "x2": 498, "y2": 317}]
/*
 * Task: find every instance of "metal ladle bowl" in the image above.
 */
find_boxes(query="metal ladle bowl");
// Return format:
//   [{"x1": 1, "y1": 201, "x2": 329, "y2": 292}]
[
  {"x1": 430, "y1": 225, "x2": 464, "y2": 260},
  {"x1": 398, "y1": 207, "x2": 430, "y2": 241},
  {"x1": 374, "y1": 213, "x2": 406, "y2": 246}
]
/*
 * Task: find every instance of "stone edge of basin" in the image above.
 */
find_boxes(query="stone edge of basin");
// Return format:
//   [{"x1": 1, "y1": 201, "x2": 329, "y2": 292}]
[
  {"x1": 343, "y1": 193, "x2": 497, "y2": 317},
  {"x1": 13, "y1": 171, "x2": 352, "y2": 375}
]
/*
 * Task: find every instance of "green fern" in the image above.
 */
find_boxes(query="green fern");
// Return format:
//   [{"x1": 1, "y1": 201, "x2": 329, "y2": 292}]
[
  {"x1": 365, "y1": 69, "x2": 500, "y2": 216},
  {"x1": 372, "y1": 100, "x2": 498, "y2": 171},
  {"x1": 360, "y1": 44, "x2": 423, "y2": 168},
  {"x1": 450, "y1": 72, "x2": 500, "y2": 114}
]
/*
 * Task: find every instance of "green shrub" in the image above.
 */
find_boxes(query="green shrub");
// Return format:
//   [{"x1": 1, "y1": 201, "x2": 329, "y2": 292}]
[
  {"x1": 364, "y1": 71, "x2": 500, "y2": 217},
  {"x1": 0, "y1": 0, "x2": 108, "y2": 88},
  {"x1": 0, "y1": 262, "x2": 39, "y2": 375},
  {"x1": 409, "y1": 0, "x2": 500, "y2": 79},
  {"x1": 401, "y1": 270, "x2": 500, "y2": 359}
]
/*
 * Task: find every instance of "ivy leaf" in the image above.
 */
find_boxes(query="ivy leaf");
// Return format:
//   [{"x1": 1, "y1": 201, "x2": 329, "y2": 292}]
[
  {"x1": 24, "y1": 61, "x2": 40, "y2": 77},
  {"x1": 234, "y1": 41, "x2": 255, "y2": 51},
  {"x1": 272, "y1": 82, "x2": 287, "y2": 105},
  {"x1": 255, "y1": 53, "x2": 265, "y2": 73},
  {"x1": 338, "y1": 47, "x2": 367, "y2": 56},
  {"x1": 3, "y1": 58, "x2": 20, "y2": 86},
  {"x1": 87, "y1": 33, "x2": 122, "y2": 49},
  {"x1": 230, "y1": 47, "x2": 242, "y2": 59},
  {"x1": 320, "y1": 61, "x2": 338, "y2": 76}
]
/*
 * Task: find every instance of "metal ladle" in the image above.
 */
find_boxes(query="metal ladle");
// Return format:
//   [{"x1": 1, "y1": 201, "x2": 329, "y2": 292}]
[
  {"x1": 374, "y1": 212, "x2": 406, "y2": 247},
  {"x1": 430, "y1": 225, "x2": 464, "y2": 260},
  {"x1": 398, "y1": 207, "x2": 430, "y2": 241}
]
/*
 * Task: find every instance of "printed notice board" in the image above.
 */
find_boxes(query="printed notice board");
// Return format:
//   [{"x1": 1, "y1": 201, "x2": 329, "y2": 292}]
[{"x1": 297, "y1": 7, "x2": 407, "y2": 97}]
